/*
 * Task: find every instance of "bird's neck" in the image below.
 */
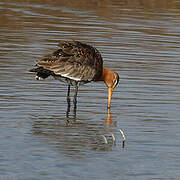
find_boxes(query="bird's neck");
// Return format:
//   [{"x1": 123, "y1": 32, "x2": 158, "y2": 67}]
[{"x1": 97, "y1": 67, "x2": 113, "y2": 87}]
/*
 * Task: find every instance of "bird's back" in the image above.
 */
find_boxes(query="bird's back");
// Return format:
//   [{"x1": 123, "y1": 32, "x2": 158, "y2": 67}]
[{"x1": 30, "y1": 41, "x2": 103, "y2": 83}]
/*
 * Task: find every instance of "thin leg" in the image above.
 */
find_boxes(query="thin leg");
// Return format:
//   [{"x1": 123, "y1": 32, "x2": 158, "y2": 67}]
[
  {"x1": 73, "y1": 82, "x2": 78, "y2": 111},
  {"x1": 67, "y1": 84, "x2": 71, "y2": 104},
  {"x1": 66, "y1": 84, "x2": 71, "y2": 119},
  {"x1": 66, "y1": 99, "x2": 71, "y2": 119}
]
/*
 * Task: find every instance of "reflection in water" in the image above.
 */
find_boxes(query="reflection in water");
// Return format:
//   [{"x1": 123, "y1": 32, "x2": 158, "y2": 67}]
[
  {"x1": 106, "y1": 108, "x2": 114, "y2": 125},
  {"x1": 31, "y1": 108, "x2": 125, "y2": 157},
  {"x1": 105, "y1": 109, "x2": 126, "y2": 148},
  {"x1": 66, "y1": 94, "x2": 77, "y2": 124},
  {"x1": 66, "y1": 101, "x2": 118, "y2": 126}
]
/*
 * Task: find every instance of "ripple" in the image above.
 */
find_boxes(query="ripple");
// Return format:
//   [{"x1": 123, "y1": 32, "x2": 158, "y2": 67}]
[{"x1": 0, "y1": 0, "x2": 180, "y2": 179}]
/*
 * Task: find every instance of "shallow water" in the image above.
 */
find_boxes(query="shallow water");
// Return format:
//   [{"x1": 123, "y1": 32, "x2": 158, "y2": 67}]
[{"x1": 0, "y1": 0, "x2": 180, "y2": 179}]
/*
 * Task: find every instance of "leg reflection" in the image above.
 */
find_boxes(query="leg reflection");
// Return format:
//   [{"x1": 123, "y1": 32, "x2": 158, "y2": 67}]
[
  {"x1": 66, "y1": 95, "x2": 77, "y2": 124},
  {"x1": 66, "y1": 96, "x2": 71, "y2": 118},
  {"x1": 73, "y1": 104, "x2": 77, "y2": 119}
]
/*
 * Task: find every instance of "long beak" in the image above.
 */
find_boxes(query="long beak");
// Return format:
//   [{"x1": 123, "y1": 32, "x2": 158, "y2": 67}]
[{"x1": 108, "y1": 87, "x2": 114, "y2": 109}]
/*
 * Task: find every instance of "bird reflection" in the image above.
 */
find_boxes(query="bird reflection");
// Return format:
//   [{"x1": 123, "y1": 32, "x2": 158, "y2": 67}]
[
  {"x1": 65, "y1": 94, "x2": 77, "y2": 124},
  {"x1": 31, "y1": 108, "x2": 125, "y2": 158},
  {"x1": 102, "y1": 109, "x2": 125, "y2": 149},
  {"x1": 106, "y1": 108, "x2": 115, "y2": 125},
  {"x1": 66, "y1": 101, "x2": 114, "y2": 126}
]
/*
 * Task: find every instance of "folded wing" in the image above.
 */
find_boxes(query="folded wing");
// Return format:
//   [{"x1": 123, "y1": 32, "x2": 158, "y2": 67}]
[{"x1": 32, "y1": 41, "x2": 103, "y2": 82}]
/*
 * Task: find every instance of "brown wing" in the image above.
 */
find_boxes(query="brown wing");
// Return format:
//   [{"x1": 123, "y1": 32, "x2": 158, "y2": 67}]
[{"x1": 35, "y1": 41, "x2": 103, "y2": 82}]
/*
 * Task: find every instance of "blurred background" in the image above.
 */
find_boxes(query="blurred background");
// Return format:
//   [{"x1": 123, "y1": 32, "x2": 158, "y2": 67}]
[{"x1": 0, "y1": 0, "x2": 180, "y2": 179}]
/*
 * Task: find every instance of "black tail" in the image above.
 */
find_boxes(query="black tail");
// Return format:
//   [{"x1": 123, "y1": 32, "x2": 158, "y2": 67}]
[{"x1": 29, "y1": 67, "x2": 53, "y2": 79}]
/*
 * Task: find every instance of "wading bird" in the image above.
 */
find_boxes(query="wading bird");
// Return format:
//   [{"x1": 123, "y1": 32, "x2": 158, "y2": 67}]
[{"x1": 30, "y1": 41, "x2": 119, "y2": 109}]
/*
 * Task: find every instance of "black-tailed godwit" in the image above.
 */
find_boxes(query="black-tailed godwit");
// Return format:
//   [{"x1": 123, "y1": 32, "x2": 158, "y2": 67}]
[{"x1": 30, "y1": 41, "x2": 119, "y2": 109}]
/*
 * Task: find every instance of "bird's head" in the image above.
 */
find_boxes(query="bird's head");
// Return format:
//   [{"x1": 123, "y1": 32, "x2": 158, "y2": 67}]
[{"x1": 101, "y1": 68, "x2": 119, "y2": 109}]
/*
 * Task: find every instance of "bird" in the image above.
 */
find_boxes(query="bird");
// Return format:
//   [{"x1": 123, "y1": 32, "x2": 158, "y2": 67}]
[{"x1": 29, "y1": 40, "x2": 119, "y2": 109}]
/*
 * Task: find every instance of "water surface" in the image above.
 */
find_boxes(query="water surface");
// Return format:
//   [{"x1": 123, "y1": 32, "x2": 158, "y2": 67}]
[{"x1": 0, "y1": 0, "x2": 180, "y2": 179}]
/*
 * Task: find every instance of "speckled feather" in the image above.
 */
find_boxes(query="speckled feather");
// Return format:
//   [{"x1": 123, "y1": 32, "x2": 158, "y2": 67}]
[{"x1": 30, "y1": 41, "x2": 103, "y2": 83}]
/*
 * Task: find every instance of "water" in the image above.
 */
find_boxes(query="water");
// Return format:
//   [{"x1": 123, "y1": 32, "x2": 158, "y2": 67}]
[{"x1": 0, "y1": 0, "x2": 180, "y2": 179}]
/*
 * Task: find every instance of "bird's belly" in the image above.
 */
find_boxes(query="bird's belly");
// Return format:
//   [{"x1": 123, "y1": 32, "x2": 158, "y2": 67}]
[
  {"x1": 54, "y1": 75, "x2": 68, "y2": 83},
  {"x1": 53, "y1": 75, "x2": 89, "y2": 86}
]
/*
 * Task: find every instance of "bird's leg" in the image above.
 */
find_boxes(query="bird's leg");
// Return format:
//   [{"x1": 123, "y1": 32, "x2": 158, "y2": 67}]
[
  {"x1": 73, "y1": 82, "x2": 78, "y2": 111},
  {"x1": 66, "y1": 85, "x2": 71, "y2": 118},
  {"x1": 67, "y1": 84, "x2": 71, "y2": 104},
  {"x1": 66, "y1": 101, "x2": 71, "y2": 119}
]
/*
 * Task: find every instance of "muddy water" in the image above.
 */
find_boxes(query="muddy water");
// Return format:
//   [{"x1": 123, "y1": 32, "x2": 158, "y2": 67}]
[{"x1": 0, "y1": 0, "x2": 180, "y2": 179}]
